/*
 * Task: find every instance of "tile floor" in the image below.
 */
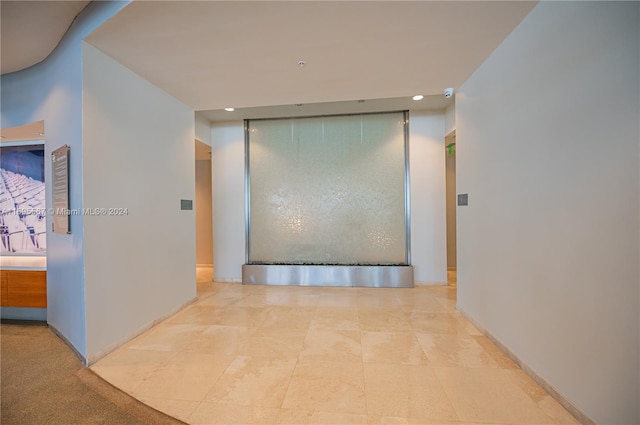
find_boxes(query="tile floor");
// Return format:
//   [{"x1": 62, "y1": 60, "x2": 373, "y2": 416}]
[{"x1": 91, "y1": 268, "x2": 579, "y2": 425}]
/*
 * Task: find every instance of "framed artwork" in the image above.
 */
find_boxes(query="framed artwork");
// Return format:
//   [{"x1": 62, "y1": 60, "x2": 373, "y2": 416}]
[{"x1": 0, "y1": 142, "x2": 46, "y2": 254}]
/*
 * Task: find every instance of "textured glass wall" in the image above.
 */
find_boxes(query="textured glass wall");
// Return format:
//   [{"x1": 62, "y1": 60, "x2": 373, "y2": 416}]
[{"x1": 248, "y1": 112, "x2": 407, "y2": 265}]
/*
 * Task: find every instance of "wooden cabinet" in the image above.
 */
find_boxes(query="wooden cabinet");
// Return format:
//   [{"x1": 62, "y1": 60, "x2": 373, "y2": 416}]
[
  {"x1": 0, "y1": 270, "x2": 47, "y2": 308},
  {"x1": 1, "y1": 271, "x2": 8, "y2": 307}
]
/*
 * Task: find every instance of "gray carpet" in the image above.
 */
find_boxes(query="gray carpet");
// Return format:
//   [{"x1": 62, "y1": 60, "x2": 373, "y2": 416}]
[{"x1": 1, "y1": 321, "x2": 186, "y2": 425}]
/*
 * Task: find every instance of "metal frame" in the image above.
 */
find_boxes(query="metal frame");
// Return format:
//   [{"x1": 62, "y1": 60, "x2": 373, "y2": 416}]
[
  {"x1": 244, "y1": 110, "x2": 413, "y2": 286},
  {"x1": 244, "y1": 120, "x2": 251, "y2": 263},
  {"x1": 243, "y1": 264, "x2": 414, "y2": 288},
  {"x1": 247, "y1": 110, "x2": 407, "y2": 123},
  {"x1": 403, "y1": 111, "x2": 411, "y2": 265}
]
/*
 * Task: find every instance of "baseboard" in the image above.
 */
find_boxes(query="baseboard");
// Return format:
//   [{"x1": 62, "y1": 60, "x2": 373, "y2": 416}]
[
  {"x1": 85, "y1": 296, "x2": 198, "y2": 366},
  {"x1": 49, "y1": 323, "x2": 87, "y2": 366},
  {"x1": 457, "y1": 308, "x2": 596, "y2": 425},
  {"x1": 0, "y1": 306, "x2": 47, "y2": 321},
  {"x1": 414, "y1": 280, "x2": 447, "y2": 286}
]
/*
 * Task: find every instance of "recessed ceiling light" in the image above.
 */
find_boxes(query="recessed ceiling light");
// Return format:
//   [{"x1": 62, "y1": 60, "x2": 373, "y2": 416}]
[
  {"x1": 412, "y1": 95, "x2": 424, "y2": 101},
  {"x1": 224, "y1": 107, "x2": 235, "y2": 112}
]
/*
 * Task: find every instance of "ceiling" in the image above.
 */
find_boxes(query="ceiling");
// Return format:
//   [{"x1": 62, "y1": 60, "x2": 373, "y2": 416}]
[
  {"x1": 85, "y1": 1, "x2": 537, "y2": 115},
  {"x1": 0, "y1": 1, "x2": 91, "y2": 75},
  {"x1": 1, "y1": 1, "x2": 536, "y2": 121},
  {"x1": 199, "y1": 95, "x2": 452, "y2": 123}
]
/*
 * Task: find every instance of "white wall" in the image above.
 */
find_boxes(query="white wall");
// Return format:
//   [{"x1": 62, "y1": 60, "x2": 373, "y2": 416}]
[
  {"x1": 211, "y1": 122, "x2": 245, "y2": 281},
  {"x1": 456, "y1": 2, "x2": 639, "y2": 424},
  {"x1": 82, "y1": 43, "x2": 196, "y2": 362},
  {"x1": 410, "y1": 111, "x2": 447, "y2": 284},
  {"x1": 195, "y1": 113, "x2": 212, "y2": 146},
  {"x1": 444, "y1": 101, "x2": 456, "y2": 136},
  {"x1": 0, "y1": 1, "x2": 128, "y2": 358},
  {"x1": 210, "y1": 114, "x2": 447, "y2": 284}
]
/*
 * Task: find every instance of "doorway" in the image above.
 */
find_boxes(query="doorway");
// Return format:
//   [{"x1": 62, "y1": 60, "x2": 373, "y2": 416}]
[
  {"x1": 195, "y1": 140, "x2": 213, "y2": 294},
  {"x1": 445, "y1": 130, "x2": 457, "y2": 287}
]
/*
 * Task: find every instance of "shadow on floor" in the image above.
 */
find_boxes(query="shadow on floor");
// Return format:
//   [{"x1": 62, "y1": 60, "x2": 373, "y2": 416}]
[{"x1": 1, "y1": 320, "x2": 186, "y2": 425}]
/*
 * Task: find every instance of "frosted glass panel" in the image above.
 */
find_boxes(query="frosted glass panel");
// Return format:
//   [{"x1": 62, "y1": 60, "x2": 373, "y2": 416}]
[{"x1": 248, "y1": 112, "x2": 407, "y2": 265}]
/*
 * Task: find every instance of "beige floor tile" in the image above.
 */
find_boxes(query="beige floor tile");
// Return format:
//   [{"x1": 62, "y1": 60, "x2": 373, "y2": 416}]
[
  {"x1": 409, "y1": 313, "x2": 467, "y2": 335},
  {"x1": 368, "y1": 416, "x2": 459, "y2": 424},
  {"x1": 203, "y1": 356, "x2": 297, "y2": 407},
  {"x1": 209, "y1": 282, "x2": 245, "y2": 294},
  {"x1": 310, "y1": 307, "x2": 360, "y2": 331},
  {"x1": 456, "y1": 423, "x2": 505, "y2": 425},
  {"x1": 188, "y1": 401, "x2": 280, "y2": 425},
  {"x1": 283, "y1": 360, "x2": 367, "y2": 414},
  {"x1": 434, "y1": 296, "x2": 458, "y2": 312},
  {"x1": 434, "y1": 367, "x2": 554, "y2": 424},
  {"x1": 423, "y1": 287, "x2": 457, "y2": 311},
  {"x1": 138, "y1": 397, "x2": 199, "y2": 423},
  {"x1": 415, "y1": 333, "x2": 498, "y2": 368},
  {"x1": 197, "y1": 291, "x2": 244, "y2": 308},
  {"x1": 317, "y1": 288, "x2": 360, "y2": 308},
  {"x1": 299, "y1": 328, "x2": 362, "y2": 363},
  {"x1": 363, "y1": 363, "x2": 458, "y2": 421},
  {"x1": 447, "y1": 270, "x2": 457, "y2": 287},
  {"x1": 91, "y1": 283, "x2": 577, "y2": 425},
  {"x1": 367, "y1": 417, "x2": 412, "y2": 425},
  {"x1": 359, "y1": 308, "x2": 412, "y2": 332},
  {"x1": 239, "y1": 285, "x2": 272, "y2": 297},
  {"x1": 356, "y1": 288, "x2": 402, "y2": 309},
  {"x1": 455, "y1": 316, "x2": 483, "y2": 336},
  {"x1": 258, "y1": 306, "x2": 316, "y2": 332},
  {"x1": 93, "y1": 346, "x2": 176, "y2": 368},
  {"x1": 164, "y1": 305, "x2": 226, "y2": 325},
  {"x1": 394, "y1": 292, "x2": 449, "y2": 313},
  {"x1": 183, "y1": 325, "x2": 253, "y2": 357},
  {"x1": 426, "y1": 286, "x2": 457, "y2": 300},
  {"x1": 470, "y1": 336, "x2": 519, "y2": 369},
  {"x1": 126, "y1": 323, "x2": 208, "y2": 351},
  {"x1": 132, "y1": 351, "x2": 234, "y2": 401},
  {"x1": 238, "y1": 290, "x2": 320, "y2": 308},
  {"x1": 91, "y1": 364, "x2": 156, "y2": 395},
  {"x1": 196, "y1": 267, "x2": 215, "y2": 297},
  {"x1": 208, "y1": 306, "x2": 267, "y2": 327},
  {"x1": 91, "y1": 348, "x2": 176, "y2": 394},
  {"x1": 361, "y1": 331, "x2": 429, "y2": 365},
  {"x1": 238, "y1": 327, "x2": 308, "y2": 358},
  {"x1": 276, "y1": 408, "x2": 368, "y2": 424},
  {"x1": 508, "y1": 370, "x2": 580, "y2": 424}
]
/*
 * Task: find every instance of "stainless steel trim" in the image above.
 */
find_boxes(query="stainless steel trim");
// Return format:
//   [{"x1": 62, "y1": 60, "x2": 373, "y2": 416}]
[
  {"x1": 242, "y1": 264, "x2": 414, "y2": 288},
  {"x1": 404, "y1": 111, "x2": 411, "y2": 265},
  {"x1": 244, "y1": 120, "x2": 251, "y2": 263},
  {"x1": 245, "y1": 111, "x2": 411, "y2": 269},
  {"x1": 248, "y1": 110, "x2": 407, "y2": 123}
]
